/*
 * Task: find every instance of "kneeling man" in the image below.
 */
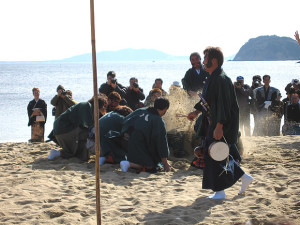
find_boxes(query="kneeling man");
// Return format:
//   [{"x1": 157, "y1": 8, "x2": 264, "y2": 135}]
[{"x1": 120, "y1": 97, "x2": 171, "y2": 172}]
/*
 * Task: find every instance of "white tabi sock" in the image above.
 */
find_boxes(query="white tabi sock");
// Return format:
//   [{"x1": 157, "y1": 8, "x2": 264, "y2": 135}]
[
  {"x1": 207, "y1": 190, "x2": 226, "y2": 199},
  {"x1": 239, "y1": 173, "x2": 254, "y2": 194},
  {"x1": 120, "y1": 160, "x2": 130, "y2": 172},
  {"x1": 48, "y1": 149, "x2": 60, "y2": 160},
  {"x1": 99, "y1": 157, "x2": 106, "y2": 165}
]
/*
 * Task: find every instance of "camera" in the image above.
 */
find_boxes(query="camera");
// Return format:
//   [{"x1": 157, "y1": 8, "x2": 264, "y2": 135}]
[
  {"x1": 61, "y1": 89, "x2": 67, "y2": 95},
  {"x1": 235, "y1": 82, "x2": 241, "y2": 87},
  {"x1": 110, "y1": 78, "x2": 117, "y2": 84},
  {"x1": 254, "y1": 80, "x2": 260, "y2": 88},
  {"x1": 133, "y1": 82, "x2": 139, "y2": 88},
  {"x1": 52, "y1": 107, "x2": 56, "y2": 116}
]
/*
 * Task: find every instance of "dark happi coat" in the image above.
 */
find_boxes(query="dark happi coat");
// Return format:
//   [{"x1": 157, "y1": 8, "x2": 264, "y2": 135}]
[
  {"x1": 195, "y1": 67, "x2": 244, "y2": 191},
  {"x1": 53, "y1": 102, "x2": 94, "y2": 136},
  {"x1": 99, "y1": 111, "x2": 127, "y2": 162},
  {"x1": 121, "y1": 107, "x2": 170, "y2": 168}
]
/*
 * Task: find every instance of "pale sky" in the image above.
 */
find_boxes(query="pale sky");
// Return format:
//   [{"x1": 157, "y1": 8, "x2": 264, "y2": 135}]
[{"x1": 0, "y1": 0, "x2": 299, "y2": 61}]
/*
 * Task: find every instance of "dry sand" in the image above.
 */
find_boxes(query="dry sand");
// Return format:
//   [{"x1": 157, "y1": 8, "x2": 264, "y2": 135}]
[{"x1": 0, "y1": 136, "x2": 299, "y2": 225}]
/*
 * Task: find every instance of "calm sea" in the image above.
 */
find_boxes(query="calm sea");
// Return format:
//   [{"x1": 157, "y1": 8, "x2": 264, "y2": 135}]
[{"x1": 0, "y1": 60, "x2": 299, "y2": 142}]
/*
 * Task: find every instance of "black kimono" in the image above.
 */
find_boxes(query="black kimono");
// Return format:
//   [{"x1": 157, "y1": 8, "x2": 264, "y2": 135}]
[
  {"x1": 182, "y1": 67, "x2": 208, "y2": 93},
  {"x1": 27, "y1": 98, "x2": 47, "y2": 126},
  {"x1": 195, "y1": 67, "x2": 244, "y2": 192},
  {"x1": 27, "y1": 98, "x2": 47, "y2": 142}
]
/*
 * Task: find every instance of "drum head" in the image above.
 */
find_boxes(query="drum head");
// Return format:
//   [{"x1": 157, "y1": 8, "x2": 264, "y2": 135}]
[{"x1": 209, "y1": 141, "x2": 229, "y2": 161}]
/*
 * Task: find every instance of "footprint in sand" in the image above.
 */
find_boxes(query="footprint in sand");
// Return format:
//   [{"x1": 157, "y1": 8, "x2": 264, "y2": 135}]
[
  {"x1": 29, "y1": 151, "x2": 45, "y2": 155},
  {"x1": 119, "y1": 207, "x2": 134, "y2": 212},
  {"x1": 85, "y1": 193, "x2": 94, "y2": 198},
  {"x1": 249, "y1": 206, "x2": 260, "y2": 210},
  {"x1": 255, "y1": 198, "x2": 271, "y2": 206},
  {"x1": 174, "y1": 188, "x2": 185, "y2": 192},
  {"x1": 276, "y1": 193, "x2": 290, "y2": 198},
  {"x1": 80, "y1": 211, "x2": 89, "y2": 217},
  {"x1": 66, "y1": 206, "x2": 81, "y2": 213},
  {"x1": 291, "y1": 202, "x2": 300, "y2": 210},
  {"x1": 274, "y1": 186, "x2": 286, "y2": 192},
  {"x1": 15, "y1": 200, "x2": 39, "y2": 205},
  {"x1": 45, "y1": 198, "x2": 61, "y2": 203},
  {"x1": 287, "y1": 178, "x2": 300, "y2": 185},
  {"x1": 44, "y1": 211, "x2": 64, "y2": 219}
]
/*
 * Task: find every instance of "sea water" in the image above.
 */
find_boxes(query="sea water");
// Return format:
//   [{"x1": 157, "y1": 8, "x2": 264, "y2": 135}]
[{"x1": 0, "y1": 60, "x2": 299, "y2": 142}]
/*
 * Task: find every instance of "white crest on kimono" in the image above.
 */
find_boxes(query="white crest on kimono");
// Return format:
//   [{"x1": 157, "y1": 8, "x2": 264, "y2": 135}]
[
  {"x1": 139, "y1": 113, "x2": 145, "y2": 117},
  {"x1": 145, "y1": 114, "x2": 149, "y2": 121}
]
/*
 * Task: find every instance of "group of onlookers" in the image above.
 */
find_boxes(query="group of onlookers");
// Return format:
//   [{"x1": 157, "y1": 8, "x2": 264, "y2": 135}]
[
  {"x1": 180, "y1": 51, "x2": 300, "y2": 137},
  {"x1": 234, "y1": 74, "x2": 300, "y2": 136},
  {"x1": 98, "y1": 70, "x2": 168, "y2": 110}
]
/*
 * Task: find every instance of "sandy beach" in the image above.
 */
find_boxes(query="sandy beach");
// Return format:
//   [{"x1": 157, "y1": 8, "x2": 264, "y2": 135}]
[{"x1": 0, "y1": 136, "x2": 299, "y2": 224}]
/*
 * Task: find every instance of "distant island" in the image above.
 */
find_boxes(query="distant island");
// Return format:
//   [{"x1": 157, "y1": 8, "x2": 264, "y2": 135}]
[
  {"x1": 233, "y1": 35, "x2": 300, "y2": 61},
  {"x1": 55, "y1": 48, "x2": 236, "y2": 62},
  {"x1": 57, "y1": 49, "x2": 187, "y2": 62}
]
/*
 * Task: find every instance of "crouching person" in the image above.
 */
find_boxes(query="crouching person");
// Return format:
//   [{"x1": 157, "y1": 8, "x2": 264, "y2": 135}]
[
  {"x1": 120, "y1": 97, "x2": 171, "y2": 173},
  {"x1": 99, "y1": 105, "x2": 133, "y2": 165},
  {"x1": 48, "y1": 95, "x2": 108, "y2": 161}
]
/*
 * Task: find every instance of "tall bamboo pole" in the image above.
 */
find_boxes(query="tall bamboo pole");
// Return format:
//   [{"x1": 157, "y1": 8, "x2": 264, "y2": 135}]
[{"x1": 89, "y1": 0, "x2": 101, "y2": 224}]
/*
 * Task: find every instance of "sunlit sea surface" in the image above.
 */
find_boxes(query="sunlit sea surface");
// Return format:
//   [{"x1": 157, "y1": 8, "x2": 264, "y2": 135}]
[{"x1": 0, "y1": 60, "x2": 299, "y2": 142}]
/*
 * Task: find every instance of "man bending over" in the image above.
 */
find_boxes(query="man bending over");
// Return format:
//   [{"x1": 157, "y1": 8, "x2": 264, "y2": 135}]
[{"x1": 120, "y1": 97, "x2": 171, "y2": 173}]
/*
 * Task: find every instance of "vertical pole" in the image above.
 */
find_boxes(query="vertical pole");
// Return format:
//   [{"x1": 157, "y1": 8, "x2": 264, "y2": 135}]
[{"x1": 89, "y1": 0, "x2": 101, "y2": 224}]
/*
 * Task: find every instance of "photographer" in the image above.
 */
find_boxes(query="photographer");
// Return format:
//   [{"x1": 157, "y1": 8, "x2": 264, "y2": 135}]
[
  {"x1": 250, "y1": 75, "x2": 262, "y2": 93},
  {"x1": 282, "y1": 90, "x2": 300, "y2": 135},
  {"x1": 125, "y1": 77, "x2": 145, "y2": 110},
  {"x1": 99, "y1": 71, "x2": 127, "y2": 99},
  {"x1": 51, "y1": 85, "x2": 75, "y2": 119},
  {"x1": 234, "y1": 76, "x2": 251, "y2": 136},
  {"x1": 249, "y1": 75, "x2": 262, "y2": 135},
  {"x1": 284, "y1": 78, "x2": 300, "y2": 94}
]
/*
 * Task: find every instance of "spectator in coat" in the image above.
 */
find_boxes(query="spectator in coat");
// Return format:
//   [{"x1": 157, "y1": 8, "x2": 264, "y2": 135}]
[
  {"x1": 51, "y1": 85, "x2": 75, "y2": 119},
  {"x1": 124, "y1": 77, "x2": 145, "y2": 110},
  {"x1": 234, "y1": 76, "x2": 251, "y2": 136},
  {"x1": 99, "y1": 71, "x2": 127, "y2": 99}
]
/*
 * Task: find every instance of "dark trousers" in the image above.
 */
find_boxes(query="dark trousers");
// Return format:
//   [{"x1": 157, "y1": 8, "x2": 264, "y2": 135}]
[
  {"x1": 239, "y1": 111, "x2": 250, "y2": 136},
  {"x1": 55, "y1": 126, "x2": 89, "y2": 161}
]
